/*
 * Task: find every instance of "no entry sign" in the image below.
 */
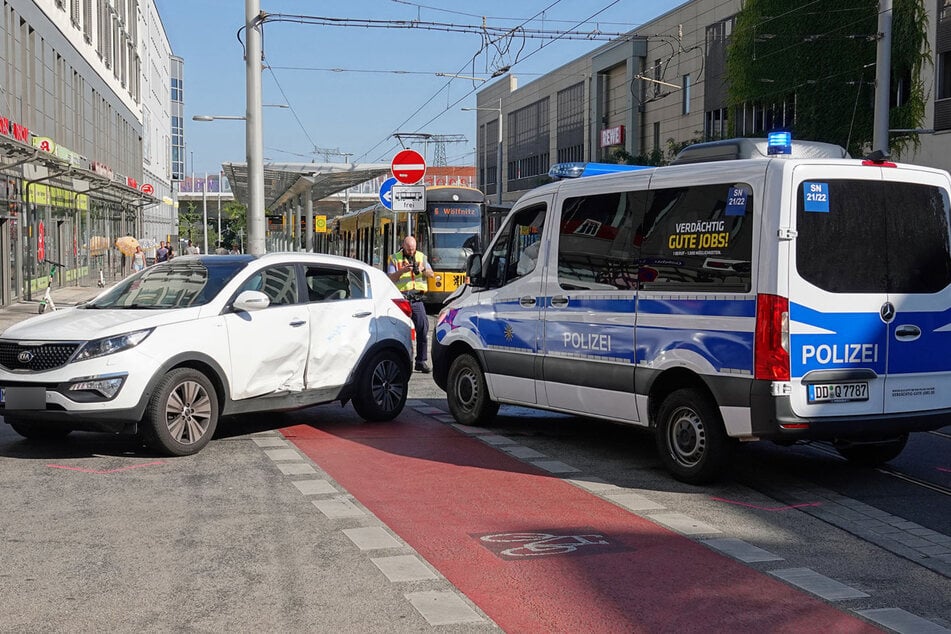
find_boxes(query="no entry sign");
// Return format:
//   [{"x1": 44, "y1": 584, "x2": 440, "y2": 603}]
[{"x1": 391, "y1": 149, "x2": 426, "y2": 184}]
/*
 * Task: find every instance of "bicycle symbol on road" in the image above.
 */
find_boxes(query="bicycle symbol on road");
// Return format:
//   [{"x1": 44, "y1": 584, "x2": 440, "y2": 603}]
[{"x1": 477, "y1": 530, "x2": 622, "y2": 559}]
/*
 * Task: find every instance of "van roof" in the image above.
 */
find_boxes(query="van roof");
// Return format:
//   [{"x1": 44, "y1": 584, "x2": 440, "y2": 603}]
[{"x1": 671, "y1": 137, "x2": 850, "y2": 165}]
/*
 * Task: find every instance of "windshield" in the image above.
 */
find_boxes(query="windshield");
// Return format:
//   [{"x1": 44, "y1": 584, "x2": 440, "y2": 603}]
[
  {"x1": 87, "y1": 260, "x2": 249, "y2": 309},
  {"x1": 430, "y1": 230, "x2": 480, "y2": 269}
]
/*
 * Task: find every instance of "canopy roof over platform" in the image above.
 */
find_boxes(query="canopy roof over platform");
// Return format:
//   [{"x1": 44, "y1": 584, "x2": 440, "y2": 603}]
[{"x1": 221, "y1": 161, "x2": 391, "y2": 210}]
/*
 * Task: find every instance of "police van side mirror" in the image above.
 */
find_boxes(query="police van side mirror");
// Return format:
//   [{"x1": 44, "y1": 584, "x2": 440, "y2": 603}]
[{"x1": 466, "y1": 253, "x2": 485, "y2": 287}]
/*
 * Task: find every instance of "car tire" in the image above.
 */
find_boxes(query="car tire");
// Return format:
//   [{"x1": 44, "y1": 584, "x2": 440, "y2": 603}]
[
  {"x1": 351, "y1": 349, "x2": 409, "y2": 422},
  {"x1": 446, "y1": 353, "x2": 499, "y2": 426},
  {"x1": 655, "y1": 388, "x2": 731, "y2": 485},
  {"x1": 835, "y1": 434, "x2": 908, "y2": 466},
  {"x1": 7, "y1": 419, "x2": 72, "y2": 441},
  {"x1": 141, "y1": 368, "x2": 219, "y2": 456}
]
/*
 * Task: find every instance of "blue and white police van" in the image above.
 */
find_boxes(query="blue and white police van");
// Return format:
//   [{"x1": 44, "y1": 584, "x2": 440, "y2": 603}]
[{"x1": 431, "y1": 135, "x2": 951, "y2": 483}]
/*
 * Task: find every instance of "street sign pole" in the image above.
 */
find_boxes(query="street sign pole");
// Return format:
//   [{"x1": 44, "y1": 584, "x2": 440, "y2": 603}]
[{"x1": 390, "y1": 149, "x2": 426, "y2": 241}]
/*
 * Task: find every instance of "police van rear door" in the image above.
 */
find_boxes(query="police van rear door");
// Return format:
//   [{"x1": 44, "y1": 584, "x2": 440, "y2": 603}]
[
  {"x1": 878, "y1": 167, "x2": 951, "y2": 414},
  {"x1": 788, "y1": 163, "x2": 951, "y2": 417},
  {"x1": 788, "y1": 164, "x2": 889, "y2": 417}
]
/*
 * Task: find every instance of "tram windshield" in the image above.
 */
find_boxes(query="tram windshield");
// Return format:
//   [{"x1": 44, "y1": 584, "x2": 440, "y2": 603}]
[
  {"x1": 430, "y1": 229, "x2": 480, "y2": 269},
  {"x1": 427, "y1": 201, "x2": 482, "y2": 269}
]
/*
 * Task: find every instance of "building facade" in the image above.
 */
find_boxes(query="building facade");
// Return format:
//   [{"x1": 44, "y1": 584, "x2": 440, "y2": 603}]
[
  {"x1": 473, "y1": 0, "x2": 950, "y2": 205},
  {"x1": 0, "y1": 0, "x2": 171, "y2": 307},
  {"x1": 138, "y1": 0, "x2": 175, "y2": 246}
]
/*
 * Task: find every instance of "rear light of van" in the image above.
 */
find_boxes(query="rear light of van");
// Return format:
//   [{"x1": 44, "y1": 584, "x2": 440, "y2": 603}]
[{"x1": 754, "y1": 294, "x2": 790, "y2": 381}]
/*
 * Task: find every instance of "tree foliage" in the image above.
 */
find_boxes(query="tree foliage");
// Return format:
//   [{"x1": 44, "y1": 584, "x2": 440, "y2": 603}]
[{"x1": 726, "y1": 0, "x2": 928, "y2": 157}]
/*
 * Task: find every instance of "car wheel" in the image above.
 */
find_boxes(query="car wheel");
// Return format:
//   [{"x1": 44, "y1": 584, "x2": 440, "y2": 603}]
[
  {"x1": 352, "y1": 349, "x2": 409, "y2": 421},
  {"x1": 142, "y1": 368, "x2": 219, "y2": 456},
  {"x1": 7, "y1": 419, "x2": 72, "y2": 441},
  {"x1": 446, "y1": 353, "x2": 499, "y2": 426},
  {"x1": 835, "y1": 434, "x2": 908, "y2": 466},
  {"x1": 654, "y1": 388, "x2": 731, "y2": 485}
]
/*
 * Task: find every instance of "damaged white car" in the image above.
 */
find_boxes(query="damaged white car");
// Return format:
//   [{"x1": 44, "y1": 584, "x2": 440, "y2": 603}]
[{"x1": 0, "y1": 253, "x2": 415, "y2": 455}]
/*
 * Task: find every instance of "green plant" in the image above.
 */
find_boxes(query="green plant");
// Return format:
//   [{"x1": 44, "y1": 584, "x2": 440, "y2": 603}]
[{"x1": 726, "y1": 0, "x2": 929, "y2": 157}]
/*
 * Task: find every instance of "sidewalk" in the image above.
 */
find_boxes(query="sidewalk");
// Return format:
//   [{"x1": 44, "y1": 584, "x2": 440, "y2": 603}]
[
  {"x1": 0, "y1": 284, "x2": 445, "y2": 399},
  {"x1": 0, "y1": 284, "x2": 104, "y2": 334}
]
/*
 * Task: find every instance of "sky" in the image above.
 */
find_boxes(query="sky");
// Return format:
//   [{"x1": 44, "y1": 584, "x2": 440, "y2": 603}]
[{"x1": 155, "y1": 0, "x2": 684, "y2": 176}]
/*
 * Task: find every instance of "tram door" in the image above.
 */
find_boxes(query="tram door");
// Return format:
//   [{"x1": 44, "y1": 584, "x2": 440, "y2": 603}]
[{"x1": 381, "y1": 220, "x2": 393, "y2": 271}]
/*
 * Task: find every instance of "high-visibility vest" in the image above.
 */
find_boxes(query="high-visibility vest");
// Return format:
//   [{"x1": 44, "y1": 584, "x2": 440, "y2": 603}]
[{"x1": 390, "y1": 250, "x2": 428, "y2": 292}]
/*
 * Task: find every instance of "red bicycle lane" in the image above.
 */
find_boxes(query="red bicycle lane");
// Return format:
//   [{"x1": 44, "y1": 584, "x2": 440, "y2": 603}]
[{"x1": 281, "y1": 411, "x2": 880, "y2": 633}]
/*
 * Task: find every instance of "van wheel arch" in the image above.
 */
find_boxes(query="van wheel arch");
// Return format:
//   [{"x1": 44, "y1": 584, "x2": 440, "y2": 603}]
[
  {"x1": 436, "y1": 340, "x2": 480, "y2": 391},
  {"x1": 647, "y1": 368, "x2": 715, "y2": 429},
  {"x1": 647, "y1": 369, "x2": 733, "y2": 484}
]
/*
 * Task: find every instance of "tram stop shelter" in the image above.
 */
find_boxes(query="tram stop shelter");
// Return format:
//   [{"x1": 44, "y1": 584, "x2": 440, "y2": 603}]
[{"x1": 221, "y1": 161, "x2": 390, "y2": 252}]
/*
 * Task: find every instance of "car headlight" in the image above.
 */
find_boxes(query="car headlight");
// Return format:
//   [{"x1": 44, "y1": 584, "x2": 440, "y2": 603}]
[{"x1": 74, "y1": 329, "x2": 153, "y2": 362}]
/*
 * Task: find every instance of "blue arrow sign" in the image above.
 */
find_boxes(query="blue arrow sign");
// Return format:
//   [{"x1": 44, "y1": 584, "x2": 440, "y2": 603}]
[{"x1": 379, "y1": 177, "x2": 398, "y2": 210}]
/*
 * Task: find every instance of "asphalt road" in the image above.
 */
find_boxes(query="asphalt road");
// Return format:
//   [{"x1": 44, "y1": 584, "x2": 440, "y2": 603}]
[{"x1": 0, "y1": 286, "x2": 948, "y2": 632}]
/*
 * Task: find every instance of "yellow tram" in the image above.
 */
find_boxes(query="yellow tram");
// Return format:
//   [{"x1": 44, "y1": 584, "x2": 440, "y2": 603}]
[{"x1": 329, "y1": 185, "x2": 485, "y2": 305}]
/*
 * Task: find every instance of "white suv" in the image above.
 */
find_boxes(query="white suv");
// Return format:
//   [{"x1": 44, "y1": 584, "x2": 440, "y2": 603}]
[{"x1": 0, "y1": 253, "x2": 415, "y2": 455}]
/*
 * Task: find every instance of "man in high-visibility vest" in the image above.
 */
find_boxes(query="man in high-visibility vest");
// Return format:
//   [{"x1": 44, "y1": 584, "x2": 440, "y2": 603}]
[{"x1": 387, "y1": 235, "x2": 434, "y2": 373}]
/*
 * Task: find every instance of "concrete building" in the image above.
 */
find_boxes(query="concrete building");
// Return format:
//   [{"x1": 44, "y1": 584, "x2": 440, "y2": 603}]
[
  {"x1": 138, "y1": 0, "x2": 175, "y2": 246},
  {"x1": 0, "y1": 0, "x2": 170, "y2": 307},
  {"x1": 472, "y1": 0, "x2": 950, "y2": 206}
]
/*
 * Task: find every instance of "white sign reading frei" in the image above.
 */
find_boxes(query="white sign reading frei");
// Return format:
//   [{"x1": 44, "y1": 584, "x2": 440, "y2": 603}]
[{"x1": 391, "y1": 184, "x2": 426, "y2": 212}]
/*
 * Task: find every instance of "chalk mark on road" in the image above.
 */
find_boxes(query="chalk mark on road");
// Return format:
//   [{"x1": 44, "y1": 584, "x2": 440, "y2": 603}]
[{"x1": 47, "y1": 461, "x2": 165, "y2": 474}]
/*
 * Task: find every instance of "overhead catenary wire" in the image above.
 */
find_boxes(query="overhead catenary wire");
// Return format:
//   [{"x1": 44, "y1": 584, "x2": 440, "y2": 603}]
[
  {"x1": 348, "y1": 0, "x2": 575, "y2": 163},
  {"x1": 358, "y1": 0, "x2": 623, "y2": 162}
]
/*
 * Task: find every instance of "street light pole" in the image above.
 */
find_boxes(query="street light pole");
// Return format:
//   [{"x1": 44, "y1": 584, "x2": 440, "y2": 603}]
[
  {"x1": 495, "y1": 97, "x2": 502, "y2": 205},
  {"x1": 202, "y1": 172, "x2": 208, "y2": 254},
  {"x1": 246, "y1": 0, "x2": 265, "y2": 255},
  {"x1": 217, "y1": 172, "x2": 222, "y2": 247}
]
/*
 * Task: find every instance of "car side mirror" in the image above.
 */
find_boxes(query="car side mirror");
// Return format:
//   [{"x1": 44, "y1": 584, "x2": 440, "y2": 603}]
[
  {"x1": 466, "y1": 253, "x2": 484, "y2": 287},
  {"x1": 233, "y1": 290, "x2": 270, "y2": 312}
]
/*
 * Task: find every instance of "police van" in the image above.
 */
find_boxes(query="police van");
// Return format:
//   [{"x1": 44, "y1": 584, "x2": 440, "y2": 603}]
[{"x1": 431, "y1": 135, "x2": 951, "y2": 483}]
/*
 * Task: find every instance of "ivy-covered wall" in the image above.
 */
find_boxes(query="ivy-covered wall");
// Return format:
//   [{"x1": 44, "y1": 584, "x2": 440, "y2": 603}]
[{"x1": 727, "y1": 0, "x2": 929, "y2": 157}]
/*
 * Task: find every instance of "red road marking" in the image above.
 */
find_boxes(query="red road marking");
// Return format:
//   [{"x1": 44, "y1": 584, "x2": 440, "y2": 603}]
[
  {"x1": 711, "y1": 496, "x2": 823, "y2": 511},
  {"x1": 938, "y1": 466, "x2": 951, "y2": 473},
  {"x1": 283, "y1": 411, "x2": 878, "y2": 633},
  {"x1": 46, "y1": 461, "x2": 165, "y2": 474}
]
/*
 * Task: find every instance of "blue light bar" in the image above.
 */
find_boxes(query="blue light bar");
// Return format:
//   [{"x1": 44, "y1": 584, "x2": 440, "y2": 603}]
[
  {"x1": 548, "y1": 162, "x2": 651, "y2": 179},
  {"x1": 767, "y1": 131, "x2": 792, "y2": 155}
]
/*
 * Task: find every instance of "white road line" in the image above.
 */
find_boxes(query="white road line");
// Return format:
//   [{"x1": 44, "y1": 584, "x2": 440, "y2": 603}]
[
  {"x1": 647, "y1": 513, "x2": 722, "y2": 535},
  {"x1": 769, "y1": 568, "x2": 869, "y2": 601},
  {"x1": 405, "y1": 591, "x2": 486, "y2": 626},
  {"x1": 342, "y1": 526, "x2": 403, "y2": 551},
  {"x1": 702, "y1": 537, "x2": 784, "y2": 563},
  {"x1": 292, "y1": 479, "x2": 338, "y2": 495},
  {"x1": 371, "y1": 555, "x2": 438, "y2": 582},
  {"x1": 856, "y1": 608, "x2": 950, "y2": 633}
]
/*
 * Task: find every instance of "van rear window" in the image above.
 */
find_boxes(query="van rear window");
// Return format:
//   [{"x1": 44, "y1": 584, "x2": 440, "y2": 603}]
[{"x1": 796, "y1": 180, "x2": 951, "y2": 293}]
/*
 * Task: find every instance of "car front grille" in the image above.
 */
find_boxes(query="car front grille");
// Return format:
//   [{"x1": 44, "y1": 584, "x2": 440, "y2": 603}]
[{"x1": 0, "y1": 341, "x2": 81, "y2": 372}]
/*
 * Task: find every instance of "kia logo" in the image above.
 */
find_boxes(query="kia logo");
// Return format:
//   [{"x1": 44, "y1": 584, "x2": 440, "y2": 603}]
[
  {"x1": 17, "y1": 350, "x2": 34, "y2": 363},
  {"x1": 880, "y1": 302, "x2": 896, "y2": 323}
]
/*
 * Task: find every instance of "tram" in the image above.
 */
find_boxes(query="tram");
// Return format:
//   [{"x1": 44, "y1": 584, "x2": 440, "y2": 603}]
[{"x1": 330, "y1": 185, "x2": 485, "y2": 305}]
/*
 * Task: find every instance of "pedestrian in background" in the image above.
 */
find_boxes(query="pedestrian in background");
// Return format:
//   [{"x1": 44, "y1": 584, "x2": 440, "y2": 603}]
[{"x1": 132, "y1": 246, "x2": 146, "y2": 273}]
